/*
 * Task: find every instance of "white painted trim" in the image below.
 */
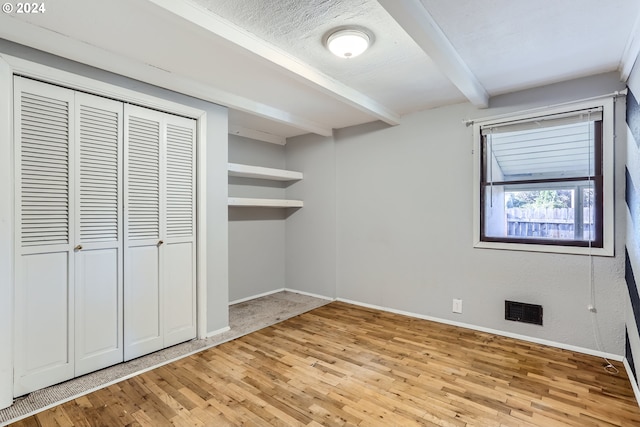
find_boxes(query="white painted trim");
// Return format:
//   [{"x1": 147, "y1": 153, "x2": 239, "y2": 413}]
[
  {"x1": 0, "y1": 19, "x2": 333, "y2": 137},
  {"x1": 624, "y1": 358, "x2": 640, "y2": 407},
  {"x1": 0, "y1": 55, "x2": 14, "y2": 411},
  {"x1": 620, "y1": 12, "x2": 640, "y2": 82},
  {"x1": 229, "y1": 288, "x2": 335, "y2": 307},
  {"x1": 229, "y1": 288, "x2": 286, "y2": 306},
  {"x1": 229, "y1": 125, "x2": 286, "y2": 146},
  {"x1": 377, "y1": 0, "x2": 489, "y2": 108},
  {"x1": 1, "y1": 55, "x2": 203, "y2": 119},
  {"x1": 471, "y1": 241, "x2": 613, "y2": 256},
  {"x1": 283, "y1": 288, "x2": 335, "y2": 302},
  {"x1": 205, "y1": 326, "x2": 231, "y2": 339},
  {"x1": 147, "y1": 0, "x2": 401, "y2": 127},
  {"x1": 196, "y1": 114, "x2": 208, "y2": 340},
  {"x1": 336, "y1": 297, "x2": 624, "y2": 361}
]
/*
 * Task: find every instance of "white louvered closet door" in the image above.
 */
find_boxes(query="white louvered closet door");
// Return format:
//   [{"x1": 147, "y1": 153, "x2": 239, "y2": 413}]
[
  {"x1": 163, "y1": 116, "x2": 196, "y2": 348},
  {"x1": 74, "y1": 93, "x2": 123, "y2": 376},
  {"x1": 124, "y1": 105, "x2": 164, "y2": 361},
  {"x1": 123, "y1": 105, "x2": 196, "y2": 361},
  {"x1": 13, "y1": 77, "x2": 76, "y2": 396}
]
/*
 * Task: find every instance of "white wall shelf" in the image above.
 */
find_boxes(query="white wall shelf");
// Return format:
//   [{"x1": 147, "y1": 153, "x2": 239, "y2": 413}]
[
  {"x1": 228, "y1": 197, "x2": 303, "y2": 208},
  {"x1": 228, "y1": 163, "x2": 303, "y2": 209},
  {"x1": 228, "y1": 162, "x2": 302, "y2": 181}
]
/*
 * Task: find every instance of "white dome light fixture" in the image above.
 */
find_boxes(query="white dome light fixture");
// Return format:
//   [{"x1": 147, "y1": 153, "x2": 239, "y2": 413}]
[{"x1": 326, "y1": 28, "x2": 370, "y2": 59}]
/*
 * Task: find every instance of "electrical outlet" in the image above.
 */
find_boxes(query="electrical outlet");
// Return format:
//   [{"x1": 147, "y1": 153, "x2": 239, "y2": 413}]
[{"x1": 452, "y1": 298, "x2": 463, "y2": 314}]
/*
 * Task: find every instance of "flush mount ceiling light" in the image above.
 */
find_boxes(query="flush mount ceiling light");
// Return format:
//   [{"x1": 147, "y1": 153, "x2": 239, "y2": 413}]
[{"x1": 326, "y1": 28, "x2": 370, "y2": 59}]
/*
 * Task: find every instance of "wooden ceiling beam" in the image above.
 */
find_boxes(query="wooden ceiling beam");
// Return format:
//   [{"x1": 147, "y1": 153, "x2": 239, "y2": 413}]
[
  {"x1": 147, "y1": 0, "x2": 401, "y2": 127},
  {"x1": 378, "y1": 0, "x2": 489, "y2": 108}
]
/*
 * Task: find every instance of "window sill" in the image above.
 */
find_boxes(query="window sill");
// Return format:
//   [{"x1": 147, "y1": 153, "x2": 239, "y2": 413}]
[{"x1": 473, "y1": 240, "x2": 613, "y2": 256}]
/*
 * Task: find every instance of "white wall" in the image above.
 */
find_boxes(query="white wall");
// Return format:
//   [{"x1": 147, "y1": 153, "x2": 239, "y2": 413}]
[
  {"x1": 228, "y1": 135, "x2": 287, "y2": 302},
  {"x1": 286, "y1": 72, "x2": 629, "y2": 355},
  {"x1": 0, "y1": 40, "x2": 229, "y2": 408}
]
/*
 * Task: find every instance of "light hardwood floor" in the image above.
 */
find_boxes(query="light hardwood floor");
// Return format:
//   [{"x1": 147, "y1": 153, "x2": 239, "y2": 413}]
[{"x1": 9, "y1": 301, "x2": 640, "y2": 426}]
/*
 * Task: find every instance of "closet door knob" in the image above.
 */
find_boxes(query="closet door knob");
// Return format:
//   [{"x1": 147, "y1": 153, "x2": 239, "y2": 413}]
[
  {"x1": 158, "y1": 240, "x2": 164, "y2": 246},
  {"x1": 74, "y1": 244, "x2": 83, "y2": 251}
]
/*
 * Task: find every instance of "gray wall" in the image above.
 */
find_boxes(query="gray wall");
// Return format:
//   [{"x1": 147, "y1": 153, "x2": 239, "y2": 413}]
[
  {"x1": 285, "y1": 133, "x2": 337, "y2": 298},
  {"x1": 286, "y1": 72, "x2": 629, "y2": 355},
  {"x1": 228, "y1": 135, "x2": 287, "y2": 302}
]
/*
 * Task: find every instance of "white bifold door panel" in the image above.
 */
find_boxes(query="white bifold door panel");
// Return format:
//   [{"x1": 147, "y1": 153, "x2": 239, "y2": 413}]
[
  {"x1": 73, "y1": 93, "x2": 124, "y2": 377},
  {"x1": 14, "y1": 77, "x2": 197, "y2": 395},
  {"x1": 14, "y1": 78, "x2": 77, "y2": 396},
  {"x1": 164, "y1": 120, "x2": 197, "y2": 347},
  {"x1": 124, "y1": 105, "x2": 196, "y2": 361},
  {"x1": 124, "y1": 107, "x2": 163, "y2": 360}
]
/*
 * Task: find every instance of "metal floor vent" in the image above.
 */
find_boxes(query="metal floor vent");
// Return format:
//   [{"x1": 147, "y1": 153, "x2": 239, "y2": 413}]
[{"x1": 505, "y1": 300, "x2": 543, "y2": 325}]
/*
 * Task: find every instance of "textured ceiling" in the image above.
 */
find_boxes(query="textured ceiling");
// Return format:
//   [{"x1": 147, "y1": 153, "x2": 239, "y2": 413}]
[
  {"x1": 422, "y1": 0, "x2": 640, "y2": 95},
  {"x1": 0, "y1": 0, "x2": 638, "y2": 140},
  {"x1": 194, "y1": 0, "x2": 465, "y2": 113}
]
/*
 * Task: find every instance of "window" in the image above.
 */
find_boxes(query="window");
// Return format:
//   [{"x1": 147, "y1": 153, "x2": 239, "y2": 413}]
[{"x1": 473, "y1": 99, "x2": 614, "y2": 255}]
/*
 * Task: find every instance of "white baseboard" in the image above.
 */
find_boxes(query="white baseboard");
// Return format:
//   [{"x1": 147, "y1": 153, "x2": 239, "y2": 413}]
[
  {"x1": 205, "y1": 326, "x2": 230, "y2": 339},
  {"x1": 284, "y1": 288, "x2": 335, "y2": 301},
  {"x1": 336, "y1": 297, "x2": 623, "y2": 362},
  {"x1": 229, "y1": 288, "x2": 335, "y2": 306},
  {"x1": 229, "y1": 288, "x2": 285, "y2": 305},
  {"x1": 624, "y1": 358, "x2": 640, "y2": 407},
  {"x1": 228, "y1": 291, "x2": 622, "y2": 361}
]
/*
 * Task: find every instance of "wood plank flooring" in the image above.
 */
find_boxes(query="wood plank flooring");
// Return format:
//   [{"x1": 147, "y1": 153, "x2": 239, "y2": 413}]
[{"x1": 9, "y1": 301, "x2": 640, "y2": 426}]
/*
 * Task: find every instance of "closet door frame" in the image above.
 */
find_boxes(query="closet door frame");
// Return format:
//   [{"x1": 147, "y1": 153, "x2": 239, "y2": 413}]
[
  {"x1": 0, "y1": 54, "x2": 209, "y2": 407},
  {"x1": 0, "y1": 57, "x2": 13, "y2": 410}
]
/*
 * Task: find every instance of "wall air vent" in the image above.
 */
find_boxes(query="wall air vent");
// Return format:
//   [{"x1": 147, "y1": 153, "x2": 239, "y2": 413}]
[{"x1": 505, "y1": 300, "x2": 543, "y2": 325}]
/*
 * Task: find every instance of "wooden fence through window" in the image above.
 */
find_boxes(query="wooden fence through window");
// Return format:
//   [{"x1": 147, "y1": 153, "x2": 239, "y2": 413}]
[{"x1": 506, "y1": 207, "x2": 594, "y2": 240}]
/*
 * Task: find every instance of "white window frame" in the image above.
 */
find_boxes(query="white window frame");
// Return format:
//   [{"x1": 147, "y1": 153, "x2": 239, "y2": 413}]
[{"x1": 472, "y1": 97, "x2": 615, "y2": 256}]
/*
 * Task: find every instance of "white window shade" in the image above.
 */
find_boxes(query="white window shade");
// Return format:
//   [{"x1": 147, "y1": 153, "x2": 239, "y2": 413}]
[
  {"x1": 480, "y1": 108, "x2": 602, "y2": 135},
  {"x1": 482, "y1": 109, "x2": 602, "y2": 182}
]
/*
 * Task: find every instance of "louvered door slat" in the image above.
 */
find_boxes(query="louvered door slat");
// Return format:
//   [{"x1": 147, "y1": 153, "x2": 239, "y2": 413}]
[
  {"x1": 20, "y1": 91, "x2": 70, "y2": 247},
  {"x1": 127, "y1": 116, "x2": 160, "y2": 240},
  {"x1": 78, "y1": 104, "x2": 120, "y2": 243},
  {"x1": 166, "y1": 123, "x2": 194, "y2": 238}
]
